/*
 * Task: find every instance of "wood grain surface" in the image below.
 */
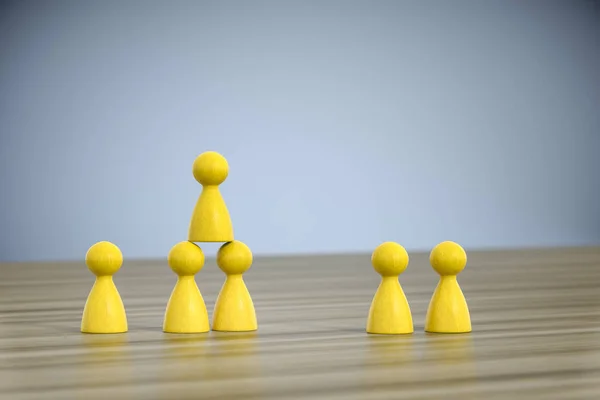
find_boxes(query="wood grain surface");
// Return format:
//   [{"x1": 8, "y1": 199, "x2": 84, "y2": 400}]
[{"x1": 1, "y1": 246, "x2": 599, "y2": 400}]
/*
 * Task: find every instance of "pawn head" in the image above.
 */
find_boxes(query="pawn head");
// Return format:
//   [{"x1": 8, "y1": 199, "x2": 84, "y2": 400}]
[
  {"x1": 430, "y1": 241, "x2": 467, "y2": 276},
  {"x1": 85, "y1": 241, "x2": 123, "y2": 276},
  {"x1": 217, "y1": 240, "x2": 253, "y2": 275},
  {"x1": 371, "y1": 241, "x2": 409, "y2": 277},
  {"x1": 168, "y1": 241, "x2": 205, "y2": 276},
  {"x1": 192, "y1": 151, "x2": 229, "y2": 186}
]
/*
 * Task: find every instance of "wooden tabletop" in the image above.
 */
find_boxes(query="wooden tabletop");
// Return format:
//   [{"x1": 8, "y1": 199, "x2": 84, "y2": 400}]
[{"x1": 1, "y1": 246, "x2": 599, "y2": 399}]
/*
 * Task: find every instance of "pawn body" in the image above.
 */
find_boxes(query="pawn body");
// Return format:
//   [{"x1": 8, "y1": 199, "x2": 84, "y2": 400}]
[
  {"x1": 212, "y1": 241, "x2": 257, "y2": 332},
  {"x1": 425, "y1": 241, "x2": 472, "y2": 333},
  {"x1": 188, "y1": 151, "x2": 234, "y2": 242},
  {"x1": 163, "y1": 241, "x2": 210, "y2": 333},
  {"x1": 366, "y1": 242, "x2": 413, "y2": 334},
  {"x1": 81, "y1": 241, "x2": 128, "y2": 334}
]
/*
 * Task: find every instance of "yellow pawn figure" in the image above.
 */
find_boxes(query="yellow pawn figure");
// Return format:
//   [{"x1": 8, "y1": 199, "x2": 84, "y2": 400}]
[
  {"x1": 425, "y1": 241, "x2": 472, "y2": 333},
  {"x1": 366, "y1": 242, "x2": 414, "y2": 334},
  {"x1": 212, "y1": 240, "x2": 257, "y2": 332},
  {"x1": 81, "y1": 241, "x2": 128, "y2": 334},
  {"x1": 163, "y1": 241, "x2": 210, "y2": 333},
  {"x1": 188, "y1": 151, "x2": 234, "y2": 243}
]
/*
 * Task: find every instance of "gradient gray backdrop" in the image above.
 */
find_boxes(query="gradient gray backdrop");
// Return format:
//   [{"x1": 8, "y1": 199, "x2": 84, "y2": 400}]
[{"x1": 1, "y1": 0, "x2": 599, "y2": 262}]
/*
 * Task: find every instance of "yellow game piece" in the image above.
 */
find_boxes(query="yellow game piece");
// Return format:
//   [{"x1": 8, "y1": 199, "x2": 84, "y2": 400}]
[
  {"x1": 366, "y1": 241, "x2": 414, "y2": 334},
  {"x1": 425, "y1": 241, "x2": 472, "y2": 333},
  {"x1": 163, "y1": 241, "x2": 210, "y2": 333},
  {"x1": 81, "y1": 241, "x2": 128, "y2": 334},
  {"x1": 188, "y1": 151, "x2": 234, "y2": 243},
  {"x1": 212, "y1": 240, "x2": 257, "y2": 332}
]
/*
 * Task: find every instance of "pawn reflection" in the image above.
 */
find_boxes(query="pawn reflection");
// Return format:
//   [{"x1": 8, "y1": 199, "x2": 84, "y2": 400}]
[
  {"x1": 361, "y1": 335, "x2": 417, "y2": 391},
  {"x1": 77, "y1": 334, "x2": 134, "y2": 390}
]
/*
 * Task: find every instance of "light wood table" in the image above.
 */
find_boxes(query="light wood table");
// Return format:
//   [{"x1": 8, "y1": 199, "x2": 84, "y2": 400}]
[{"x1": 1, "y1": 246, "x2": 599, "y2": 399}]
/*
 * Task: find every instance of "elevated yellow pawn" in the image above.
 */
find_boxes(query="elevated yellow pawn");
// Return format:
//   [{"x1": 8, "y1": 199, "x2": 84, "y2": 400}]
[
  {"x1": 212, "y1": 240, "x2": 257, "y2": 332},
  {"x1": 425, "y1": 241, "x2": 472, "y2": 333},
  {"x1": 188, "y1": 151, "x2": 234, "y2": 243},
  {"x1": 81, "y1": 241, "x2": 128, "y2": 334},
  {"x1": 163, "y1": 241, "x2": 210, "y2": 333},
  {"x1": 366, "y1": 242, "x2": 414, "y2": 334}
]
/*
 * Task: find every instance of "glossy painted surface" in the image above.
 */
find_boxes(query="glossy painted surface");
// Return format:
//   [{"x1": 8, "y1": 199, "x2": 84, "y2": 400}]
[
  {"x1": 187, "y1": 151, "x2": 234, "y2": 243},
  {"x1": 0, "y1": 246, "x2": 599, "y2": 399},
  {"x1": 366, "y1": 242, "x2": 413, "y2": 334},
  {"x1": 162, "y1": 241, "x2": 209, "y2": 333},
  {"x1": 80, "y1": 241, "x2": 127, "y2": 334},
  {"x1": 425, "y1": 241, "x2": 472, "y2": 333},
  {"x1": 212, "y1": 241, "x2": 257, "y2": 332}
]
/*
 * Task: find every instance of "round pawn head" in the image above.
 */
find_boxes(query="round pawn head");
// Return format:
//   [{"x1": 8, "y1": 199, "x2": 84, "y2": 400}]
[
  {"x1": 168, "y1": 241, "x2": 205, "y2": 276},
  {"x1": 430, "y1": 241, "x2": 467, "y2": 276},
  {"x1": 192, "y1": 151, "x2": 229, "y2": 186},
  {"x1": 371, "y1": 241, "x2": 409, "y2": 277},
  {"x1": 85, "y1": 241, "x2": 123, "y2": 277},
  {"x1": 217, "y1": 240, "x2": 253, "y2": 275}
]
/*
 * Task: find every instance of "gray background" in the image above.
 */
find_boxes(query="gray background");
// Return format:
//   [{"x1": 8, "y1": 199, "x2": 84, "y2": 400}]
[{"x1": 1, "y1": 0, "x2": 599, "y2": 262}]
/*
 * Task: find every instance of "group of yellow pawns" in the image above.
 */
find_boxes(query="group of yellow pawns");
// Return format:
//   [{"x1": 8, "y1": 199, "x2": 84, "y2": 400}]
[
  {"x1": 81, "y1": 151, "x2": 256, "y2": 334},
  {"x1": 81, "y1": 151, "x2": 471, "y2": 335}
]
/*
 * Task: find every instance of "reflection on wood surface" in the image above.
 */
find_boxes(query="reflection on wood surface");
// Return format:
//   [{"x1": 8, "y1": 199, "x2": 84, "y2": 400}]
[{"x1": 0, "y1": 246, "x2": 599, "y2": 399}]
